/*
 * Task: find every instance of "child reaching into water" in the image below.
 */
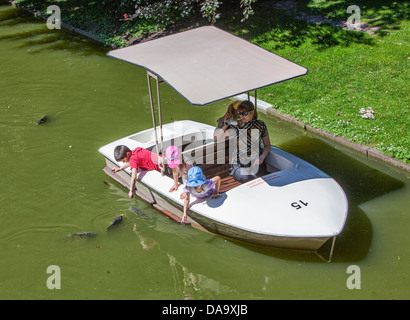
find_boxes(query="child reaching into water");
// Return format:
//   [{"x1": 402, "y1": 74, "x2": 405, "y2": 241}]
[
  {"x1": 180, "y1": 166, "x2": 221, "y2": 223},
  {"x1": 112, "y1": 145, "x2": 161, "y2": 199}
]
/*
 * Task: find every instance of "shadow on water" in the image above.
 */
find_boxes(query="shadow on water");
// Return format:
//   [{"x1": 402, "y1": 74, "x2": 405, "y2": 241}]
[
  {"x1": 0, "y1": 4, "x2": 106, "y2": 56},
  {"x1": 233, "y1": 136, "x2": 404, "y2": 263},
  {"x1": 0, "y1": 3, "x2": 29, "y2": 26}
]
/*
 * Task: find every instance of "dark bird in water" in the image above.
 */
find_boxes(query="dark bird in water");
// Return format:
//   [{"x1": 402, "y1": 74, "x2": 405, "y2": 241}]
[
  {"x1": 107, "y1": 214, "x2": 124, "y2": 230},
  {"x1": 36, "y1": 116, "x2": 47, "y2": 124},
  {"x1": 129, "y1": 206, "x2": 142, "y2": 215},
  {"x1": 68, "y1": 232, "x2": 97, "y2": 238}
]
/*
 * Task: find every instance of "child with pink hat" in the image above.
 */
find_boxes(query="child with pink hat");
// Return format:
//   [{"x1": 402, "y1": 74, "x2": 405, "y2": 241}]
[{"x1": 165, "y1": 145, "x2": 192, "y2": 192}]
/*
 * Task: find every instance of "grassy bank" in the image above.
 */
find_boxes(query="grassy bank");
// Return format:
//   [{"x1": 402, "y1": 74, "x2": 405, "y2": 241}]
[
  {"x1": 8, "y1": 0, "x2": 410, "y2": 165},
  {"x1": 226, "y1": 1, "x2": 409, "y2": 164}
]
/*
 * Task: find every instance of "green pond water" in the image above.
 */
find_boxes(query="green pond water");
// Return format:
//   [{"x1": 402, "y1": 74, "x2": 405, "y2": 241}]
[{"x1": 0, "y1": 5, "x2": 409, "y2": 300}]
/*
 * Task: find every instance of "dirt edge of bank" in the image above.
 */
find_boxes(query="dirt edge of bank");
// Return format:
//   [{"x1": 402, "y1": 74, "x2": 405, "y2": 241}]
[{"x1": 265, "y1": 108, "x2": 410, "y2": 172}]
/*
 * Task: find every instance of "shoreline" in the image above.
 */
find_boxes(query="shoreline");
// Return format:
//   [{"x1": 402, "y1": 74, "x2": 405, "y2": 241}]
[
  {"x1": 5, "y1": 0, "x2": 409, "y2": 172},
  {"x1": 234, "y1": 94, "x2": 409, "y2": 172},
  {"x1": 8, "y1": 0, "x2": 112, "y2": 47}
]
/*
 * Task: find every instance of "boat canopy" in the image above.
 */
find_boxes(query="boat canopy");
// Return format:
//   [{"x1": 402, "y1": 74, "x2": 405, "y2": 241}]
[{"x1": 107, "y1": 26, "x2": 308, "y2": 106}]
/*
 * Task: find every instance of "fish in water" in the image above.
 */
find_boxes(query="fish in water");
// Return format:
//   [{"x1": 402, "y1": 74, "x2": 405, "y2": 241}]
[
  {"x1": 36, "y1": 116, "x2": 47, "y2": 124},
  {"x1": 68, "y1": 232, "x2": 97, "y2": 238},
  {"x1": 107, "y1": 214, "x2": 124, "y2": 230},
  {"x1": 129, "y1": 206, "x2": 142, "y2": 215}
]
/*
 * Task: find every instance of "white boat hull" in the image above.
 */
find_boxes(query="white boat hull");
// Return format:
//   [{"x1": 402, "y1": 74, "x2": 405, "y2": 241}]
[{"x1": 99, "y1": 121, "x2": 348, "y2": 251}]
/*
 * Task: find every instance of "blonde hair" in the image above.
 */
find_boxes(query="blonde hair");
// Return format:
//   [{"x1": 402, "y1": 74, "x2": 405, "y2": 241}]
[{"x1": 228, "y1": 101, "x2": 241, "y2": 119}]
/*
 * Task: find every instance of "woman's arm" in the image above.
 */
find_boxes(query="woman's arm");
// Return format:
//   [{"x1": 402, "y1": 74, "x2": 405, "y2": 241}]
[
  {"x1": 214, "y1": 108, "x2": 235, "y2": 141},
  {"x1": 214, "y1": 123, "x2": 231, "y2": 141},
  {"x1": 254, "y1": 135, "x2": 271, "y2": 165}
]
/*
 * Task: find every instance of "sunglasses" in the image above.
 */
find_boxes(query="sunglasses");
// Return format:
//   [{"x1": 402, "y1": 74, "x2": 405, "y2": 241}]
[{"x1": 238, "y1": 111, "x2": 250, "y2": 116}]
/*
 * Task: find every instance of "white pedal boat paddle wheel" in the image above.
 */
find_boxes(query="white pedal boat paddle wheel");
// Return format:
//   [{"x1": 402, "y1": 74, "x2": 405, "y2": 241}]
[{"x1": 99, "y1": 27, "x2": 348, "y2": 257}]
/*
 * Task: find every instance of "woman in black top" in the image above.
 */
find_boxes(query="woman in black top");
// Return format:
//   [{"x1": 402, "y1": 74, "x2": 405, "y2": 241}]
[{"x1": 216, "y1": 100, "x2": 271, "y2": 183}]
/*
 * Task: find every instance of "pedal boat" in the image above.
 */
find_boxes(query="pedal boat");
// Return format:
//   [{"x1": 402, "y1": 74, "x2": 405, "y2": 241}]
[{"x1": 99, "y1": 26, "x2": 348, "y2": 253}]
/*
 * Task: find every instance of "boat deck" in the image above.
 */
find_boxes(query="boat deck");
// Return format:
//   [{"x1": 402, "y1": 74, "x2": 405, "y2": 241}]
[
  {"x1": 163, "y1": 160, "x2": 242, "y2": 193},
  {"x1": 163, "y1": 138, "x2": 277, "y2": 194},
  {"x1": 219, "y1": 175, "x2": 242, "y2": 193},
  {"x1": 181, "y1": 138, "x2": 244, "y2": 193}
]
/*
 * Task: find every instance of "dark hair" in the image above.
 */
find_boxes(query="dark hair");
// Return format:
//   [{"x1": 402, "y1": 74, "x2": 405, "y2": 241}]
[
  {"x1": 238, "y1": 100, "x2": 258, "y2": 120},
  {"x1": 114, "y1": 145, "x2": 131, "y2": 161}
]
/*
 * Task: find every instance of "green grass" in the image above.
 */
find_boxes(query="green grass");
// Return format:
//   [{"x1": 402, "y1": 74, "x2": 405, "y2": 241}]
[
  {"x1": 10, "y1": 0, "x2": 410, "y2": 164},
  {"x1": 220, "y1": 1, "x2": 409, "y2": 164}
]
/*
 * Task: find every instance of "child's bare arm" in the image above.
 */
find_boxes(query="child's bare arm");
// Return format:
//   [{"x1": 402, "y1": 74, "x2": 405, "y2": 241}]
[
  {"x1": 112, "y1": 163, "x2": 129, "y2": 173},
  {"x1": 169, "y1": 168, "x2": 179, "y2": 192},
  {"x1": 211, "y1": 176, "x2": 221, "y2": 197},
  {"x1": 128, "y1": 168, "x2": 137, "y2": 199}
]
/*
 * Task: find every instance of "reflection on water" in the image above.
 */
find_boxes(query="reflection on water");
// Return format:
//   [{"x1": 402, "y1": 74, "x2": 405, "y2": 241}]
[
  {"x1": 167, "y1": 253, "x2": 237, "y2": 300},
  {"x1": 280, "y1": 137, "x2": 404, "y2": 203},
  {"x1": 123, "y1": 211, "x2": 239, "y2": 299},
  {"x1": 279, "y1": 136, "x2": 404, "y2": 262}
]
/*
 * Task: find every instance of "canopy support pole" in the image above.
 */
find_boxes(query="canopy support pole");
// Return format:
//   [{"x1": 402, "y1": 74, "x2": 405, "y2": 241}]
[
  {"x1": 147, "y1": 71, "x2": 165, "y2": 175},
  {"x1": 328, "y1": 236, "x2": 337, "y2": 262},
  {"x1": 254, "y1": 89, "x2": 257, "y2": 112},
  {"x1": 316, "y1": 236, "x2": 337, "y2": 263},
  {"x1": 246, "y1": 90, "x2": 258, "y2": 112}
]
